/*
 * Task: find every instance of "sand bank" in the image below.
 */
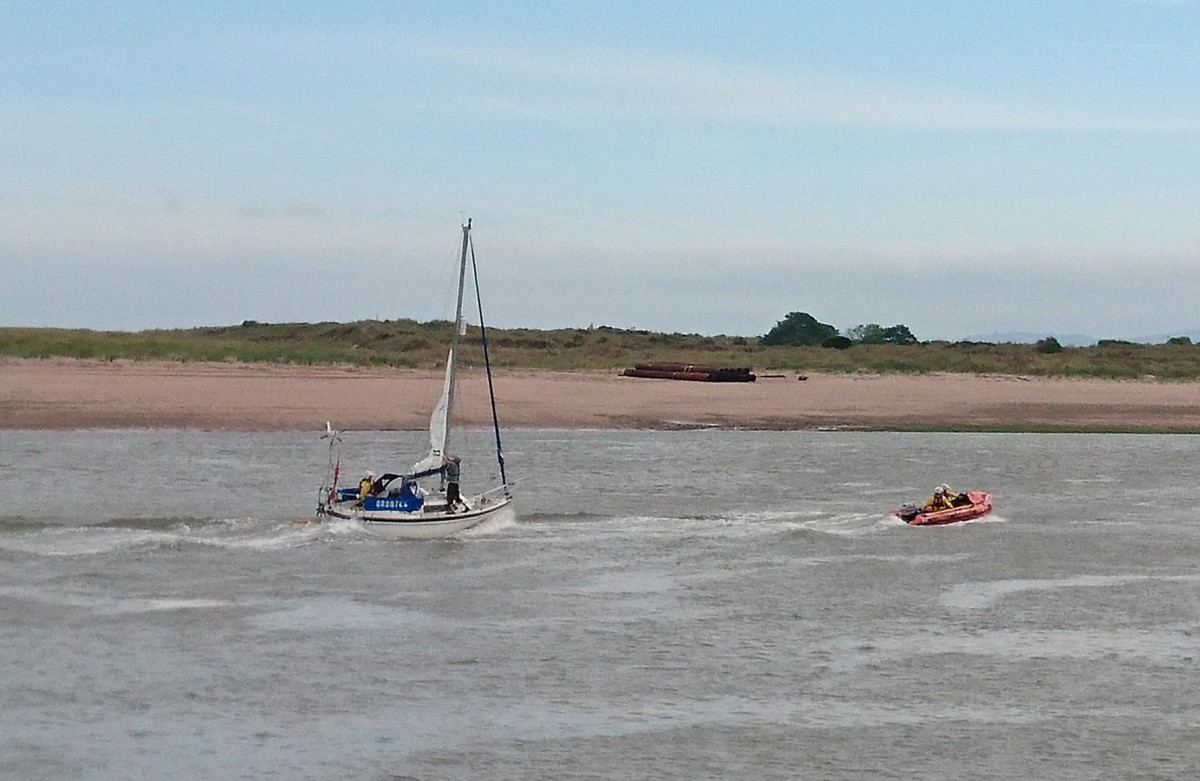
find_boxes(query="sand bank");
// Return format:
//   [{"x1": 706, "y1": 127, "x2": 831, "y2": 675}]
[{"x1": 2, "y1": 358, "x2": 1199, "y2": 432}]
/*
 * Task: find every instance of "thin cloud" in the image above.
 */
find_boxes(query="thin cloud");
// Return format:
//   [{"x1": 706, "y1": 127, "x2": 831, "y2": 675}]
[{"x1": 403, "y1": 37, "x2": 1198, "y2": 133}]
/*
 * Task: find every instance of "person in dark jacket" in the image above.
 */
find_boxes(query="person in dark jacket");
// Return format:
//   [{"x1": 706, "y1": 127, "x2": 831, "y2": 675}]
[{"x1": 443, "y1": 456, "x2": 462, "y2": 511}]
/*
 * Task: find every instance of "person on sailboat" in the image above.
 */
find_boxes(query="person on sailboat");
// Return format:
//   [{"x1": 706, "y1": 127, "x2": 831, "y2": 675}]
[
  {"x1": 358, "y1": 471, "x2": 376, "y2": 504},
  {"x1": 442, "y1": 455, "x2": 462, "y2": 512}
]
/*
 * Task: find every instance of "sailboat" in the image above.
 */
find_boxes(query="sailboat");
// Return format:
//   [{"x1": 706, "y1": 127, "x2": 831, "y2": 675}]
[{"x1": 316, "y1": 219, "x2": 514, "y2": 538}]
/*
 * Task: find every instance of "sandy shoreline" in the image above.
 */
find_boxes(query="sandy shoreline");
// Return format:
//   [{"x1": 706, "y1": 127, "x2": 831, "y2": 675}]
[{"x1": 3, "y1": 358, "x2": 1200, "y2": 432}]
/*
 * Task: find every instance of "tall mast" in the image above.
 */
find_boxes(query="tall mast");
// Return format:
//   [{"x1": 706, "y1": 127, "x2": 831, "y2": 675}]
[{"x1": 444, "y1": 218, "x2": 470, "y2": 448}]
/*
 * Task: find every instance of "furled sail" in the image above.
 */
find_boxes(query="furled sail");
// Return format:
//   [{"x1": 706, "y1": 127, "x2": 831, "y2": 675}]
[{"x1": 410, "y1": 345, "x2": 454, "y2": 475}]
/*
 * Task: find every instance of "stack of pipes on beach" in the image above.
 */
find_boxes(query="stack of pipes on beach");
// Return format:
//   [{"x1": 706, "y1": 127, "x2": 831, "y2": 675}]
[{"x1": 621, "y1": 363, "x2": 757, "y2": 382}]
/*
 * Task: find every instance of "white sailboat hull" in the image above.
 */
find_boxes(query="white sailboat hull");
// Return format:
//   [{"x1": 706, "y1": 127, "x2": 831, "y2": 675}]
[{"x1": 323, "y1": 486, "x2": 513, "y2": 539}]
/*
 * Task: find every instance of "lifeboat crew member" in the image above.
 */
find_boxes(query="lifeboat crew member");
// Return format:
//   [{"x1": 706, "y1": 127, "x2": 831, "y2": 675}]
[{"x1": 923, "y1": 484, "x2": 955, "y2": 512}]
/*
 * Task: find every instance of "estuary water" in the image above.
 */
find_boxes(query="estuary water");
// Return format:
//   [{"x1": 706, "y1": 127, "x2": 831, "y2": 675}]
[{"x1": 2, "y1": 428, "x2": 1199, "y2": 780}]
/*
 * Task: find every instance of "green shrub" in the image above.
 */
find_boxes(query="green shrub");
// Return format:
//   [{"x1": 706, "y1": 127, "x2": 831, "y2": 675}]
[
  {"x1": 1035, "y1": 337, "x2": 1064, "y2": 354},
  {"x1": 823, "y1": 335, "x2": 854, "y2": 350}
]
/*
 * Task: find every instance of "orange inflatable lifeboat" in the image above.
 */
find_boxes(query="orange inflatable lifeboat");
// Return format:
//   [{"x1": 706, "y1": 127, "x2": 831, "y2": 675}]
[{"x1": 889, "y1": 491, "x2": 993, "y2": 526}]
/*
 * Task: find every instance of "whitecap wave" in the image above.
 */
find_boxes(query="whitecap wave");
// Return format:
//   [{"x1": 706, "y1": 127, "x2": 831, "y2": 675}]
[
  {"x1": 0, "y1": 517, "x2": 330, "y2": 557},
  {"x1": 0, "y1": 585, "x2": 231, "y2": 615},
  {"x1": 942, "y1": 573, "x2": 1200, "y2": 609}
]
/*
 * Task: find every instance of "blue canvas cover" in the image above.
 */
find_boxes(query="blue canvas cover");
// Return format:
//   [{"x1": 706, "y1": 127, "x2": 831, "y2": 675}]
[{"x1": 363, "y1": 481, "x2": 425, "y2": 512}]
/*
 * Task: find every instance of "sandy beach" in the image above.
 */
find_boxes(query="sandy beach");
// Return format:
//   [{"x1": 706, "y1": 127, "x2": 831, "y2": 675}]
[{"x1": 2, "y1": 358, "x2": 1199, "y2": 432}]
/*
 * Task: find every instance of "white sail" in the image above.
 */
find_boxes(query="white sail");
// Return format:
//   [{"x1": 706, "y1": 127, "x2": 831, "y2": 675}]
[{"x1": 411, "y1": 346, "x2": 454, "y2": 475}]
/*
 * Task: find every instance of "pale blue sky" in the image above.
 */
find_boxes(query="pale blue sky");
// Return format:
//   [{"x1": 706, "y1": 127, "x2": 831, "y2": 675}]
[{"x1": 2, "y1": 1, "x2": 1198, "y2": 341}]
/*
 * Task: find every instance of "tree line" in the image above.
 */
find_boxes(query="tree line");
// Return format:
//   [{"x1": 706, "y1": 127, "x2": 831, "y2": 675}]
[
  {"x1": 762, "y1": 311, "x2": 1198, "y2": 350},
  {"x1": 761, "y1": 312, "x2": 918, "y2": 348}
]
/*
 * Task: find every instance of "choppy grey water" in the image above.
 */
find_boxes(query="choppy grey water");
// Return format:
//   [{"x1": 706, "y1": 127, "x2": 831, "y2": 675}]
[{"x1": 2, "y1": 428, "x2": 1199, "y2": 780}]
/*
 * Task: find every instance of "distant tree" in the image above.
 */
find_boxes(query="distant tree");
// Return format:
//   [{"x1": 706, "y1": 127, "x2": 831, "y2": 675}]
[
  {"x1": 823, "y1": 335, "x2": 854, "y2": 350},
  {"x1": 882, "y1": 324, "x2": 919, "y2": 345},
  {"x1": 846, "y1": 323, "x2": 918, "y2": 345},
  {"x1": 761, "y1": 312, "x2": 838, "y2": 346},
  {"x1": 1035, "y1": 336, "x2": 1064, "y2": 354},
  {"x1": 1167, "y1": 336, "x2": 1193, "y2": 346},
  {"x1": 845, "y1": 324, "x2": 886, "y2": 344}
]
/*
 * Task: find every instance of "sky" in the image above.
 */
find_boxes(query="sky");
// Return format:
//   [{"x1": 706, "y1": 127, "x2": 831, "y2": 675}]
[{"x1": 2, "y1": 1, "x2": 1199, "y2": 342}]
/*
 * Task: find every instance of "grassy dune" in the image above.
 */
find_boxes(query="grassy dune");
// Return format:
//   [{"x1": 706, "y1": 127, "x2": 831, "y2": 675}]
[{"x1": 4, "y1": 321, "x2": 1200, "y2": 380}]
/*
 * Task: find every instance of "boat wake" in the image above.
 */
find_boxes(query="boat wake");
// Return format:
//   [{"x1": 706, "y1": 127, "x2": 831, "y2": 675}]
[
  {"x1": 0, "y1": 503, "x2": 1007, "y2": 559},
  {"x1": 530, "y1": 508, "x2": 904, "y2": 540},
  {"x1": 0, "y1": 584, "x2": 232, "y2": 615},
  {"x1": 777, "y1": 511, "x2": 904, "y2": 536},
  {"x1": 0, "y1": 516, "x2": 339, "y2": 558},
  {"x1": 459, "y1": 504, "x2": 519, "y2": 536},
  {"x1": 901, "y1": 513, "x2": 1008, "y2": 529}
]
